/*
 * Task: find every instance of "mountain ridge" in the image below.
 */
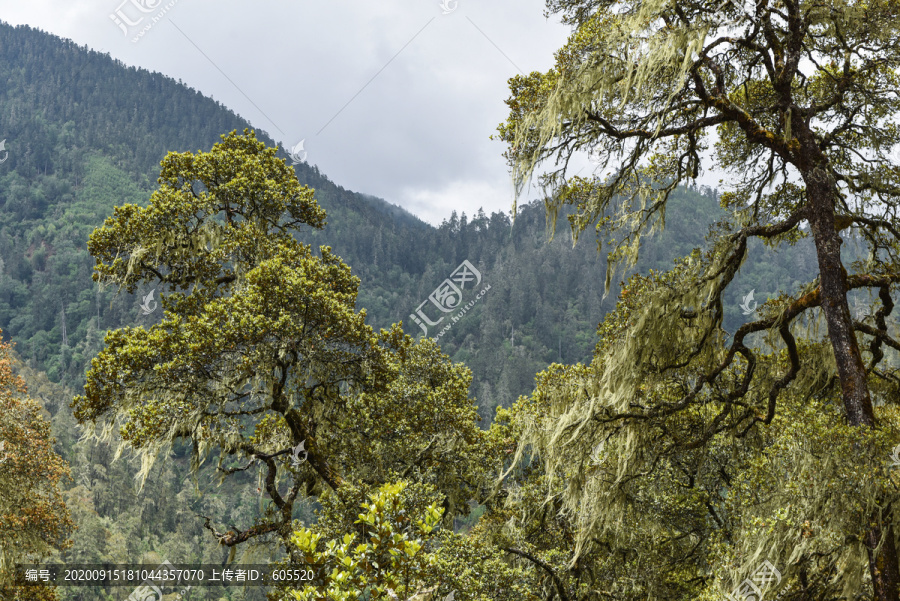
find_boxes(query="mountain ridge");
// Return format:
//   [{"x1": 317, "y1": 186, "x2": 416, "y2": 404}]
[{"x1": 0, "y1": 20, "x2": 813, "y2": 420}]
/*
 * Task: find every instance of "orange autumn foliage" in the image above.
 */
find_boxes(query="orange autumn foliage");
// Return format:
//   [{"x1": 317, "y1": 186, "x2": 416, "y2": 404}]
[{"x1": 0, "y1": 330, "x2": 74, "y2": 601}]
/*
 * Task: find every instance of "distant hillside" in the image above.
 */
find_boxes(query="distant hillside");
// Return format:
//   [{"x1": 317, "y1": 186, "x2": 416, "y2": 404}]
[
  {"x1": 0, "y1": 21, "x2": 823, "y2": 423},
  {"x1": 0, "y1": 22, "x2": 437, "y2": 385},
  {"x1": 0, "y1": 24, "x2": 847, "y2": 598}
]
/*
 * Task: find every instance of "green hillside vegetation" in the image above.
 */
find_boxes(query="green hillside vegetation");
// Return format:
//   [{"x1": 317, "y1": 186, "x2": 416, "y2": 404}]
[
  {"x1": 2, "y1": 13, "x2": 894, "y2": 601},
  {"x1": 0, "y1": 21, "x2": 830, "y2": 423}
]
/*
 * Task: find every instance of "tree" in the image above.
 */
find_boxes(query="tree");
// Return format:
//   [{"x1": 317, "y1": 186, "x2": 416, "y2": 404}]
[
  {"x1": 285, "y1": 478, "x2": 537, "y2": 601},
  {"x1": 482, "y1": 269, "x2": 900, "y2": 599},
  {"x1": 73, "y1": 130, "x2": 493, "y2": 563},
  {"x1": 0, "y1": 332, "x2": 74, "y2": 601},
  {"x1": 497, "y1": 0, "x2": 900, "y2": 598},
  {"x1": 286, "y1": 481, "x2": 446, "y2": 601}
]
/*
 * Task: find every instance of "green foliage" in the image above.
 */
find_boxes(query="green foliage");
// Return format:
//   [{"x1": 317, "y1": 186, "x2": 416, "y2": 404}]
[
  {"x1": 74, "y1": 129, "x2": 374, "y2": 509},
  {"x1": 483, "y1": 324, "x2": 900, "y2": 599},
  {"x1": 68, "y1": 132, "x2": 502, "y2": 591},
  {"x1": 287, "y1": 481, "x2": 444, "y2": 601},
  {"x1": 281, "y1": 480, "x2": 535, "y2": 601},
  {"x1": 494, "y1": 0, "x2": 900, "y2": 597},
  {"x1": 329, "y1": 335, "x2": 497, "y2": 521}
]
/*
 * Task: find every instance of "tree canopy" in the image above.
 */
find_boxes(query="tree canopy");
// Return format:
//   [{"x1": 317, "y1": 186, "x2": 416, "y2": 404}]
[
  {"x1": 496, "y1": 0, "x2": 900, "y2": 598},
  {"x1": 73, "y1": 131, "x2": 496, "y2": 572},
  {"x1": 0, "y1": 331, "x2": 74, "y2": 601}
]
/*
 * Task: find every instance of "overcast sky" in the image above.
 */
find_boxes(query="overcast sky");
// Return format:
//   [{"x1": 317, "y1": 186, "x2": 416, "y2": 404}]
[{"x1": 0, "y1": 0, "x2": 721, "y2": 225}]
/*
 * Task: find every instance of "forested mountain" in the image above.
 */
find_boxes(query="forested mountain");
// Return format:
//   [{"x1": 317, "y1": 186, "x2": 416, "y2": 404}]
[
  {"x1": 0, "y1": 23, "x2": 828, "y2": 423},
  {"x1": 0, "y1": 20, "x2": 860, "y2": 601}
]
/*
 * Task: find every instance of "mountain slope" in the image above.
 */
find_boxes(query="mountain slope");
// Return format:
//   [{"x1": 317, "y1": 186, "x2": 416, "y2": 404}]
[
  {"x1": 0, "y1": 21, "x2": 821, "y2": 421},
  {"x1": 0, "y1": 24, "x2": 839, "y2": 596}
]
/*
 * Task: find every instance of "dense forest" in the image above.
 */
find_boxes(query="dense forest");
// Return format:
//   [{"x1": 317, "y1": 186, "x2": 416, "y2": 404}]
[
  {"x1": 0, "y1": 22, "x2": 829, "y2": 421},
  {"x1": 3, "y1": 1, "x2": 899, "y2": 598}
]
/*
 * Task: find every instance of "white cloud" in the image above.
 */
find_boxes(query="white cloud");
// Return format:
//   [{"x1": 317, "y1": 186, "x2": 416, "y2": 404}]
[
  {"x1": 1, "y1": 1, "x2": 733, "y2": 224},
  {"x1": 0, "y1": 0, "x2": 572, "y2": 223},
  {"x1": 399, "y1": 177, "x2": 514, "y2": 226}
]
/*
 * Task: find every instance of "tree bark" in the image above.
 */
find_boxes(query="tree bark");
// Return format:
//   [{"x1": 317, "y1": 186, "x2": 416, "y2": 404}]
[
  {"x1": 804, "y1": 166, "x2": 875, "y2": 426},
  {"x1": 802, "y1": 153, "x2": 900, "y2": 600}
]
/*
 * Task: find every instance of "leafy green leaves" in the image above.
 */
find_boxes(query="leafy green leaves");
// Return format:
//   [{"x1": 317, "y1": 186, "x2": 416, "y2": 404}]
[{"x1": 288, "y1": 481, "x2": 444, "y2": 601}]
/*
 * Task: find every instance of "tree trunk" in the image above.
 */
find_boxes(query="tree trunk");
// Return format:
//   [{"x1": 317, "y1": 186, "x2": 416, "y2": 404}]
[
  {"x1": 803, "y1": 162, "x2": 900, "y2": 600},
  {"x1": 804, "y1": 166, "x2": 874, "y2": 425}
]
